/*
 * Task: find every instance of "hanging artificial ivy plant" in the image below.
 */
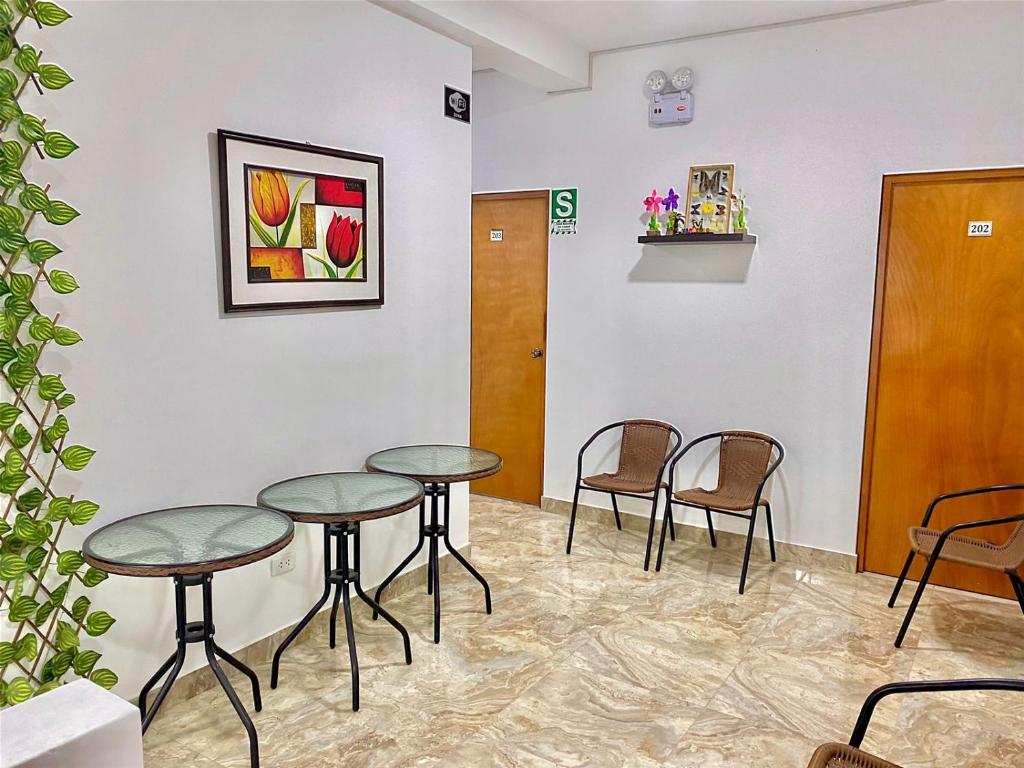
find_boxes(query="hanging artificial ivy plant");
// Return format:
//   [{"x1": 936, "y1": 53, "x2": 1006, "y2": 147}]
[{"x1": 0, "y1": 0, "x2": 117, "y2": 707}]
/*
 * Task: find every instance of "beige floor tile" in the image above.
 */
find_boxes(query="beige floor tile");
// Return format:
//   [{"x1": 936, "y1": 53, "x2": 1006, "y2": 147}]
[
  {"x1": 139, "y1": 495, "x2": 1024, "y2": 768},
  {"x1": 666, "y1": 706, "x2": 820, "y2": 767},
  {"x1": 144, "y1": 737, "x2": 227, "y2": 768}
]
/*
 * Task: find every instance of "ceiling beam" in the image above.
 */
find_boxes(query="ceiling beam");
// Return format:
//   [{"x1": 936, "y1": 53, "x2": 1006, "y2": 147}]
[{"x1": 372, "y1": 0, "x2": 590, "y2": 91}]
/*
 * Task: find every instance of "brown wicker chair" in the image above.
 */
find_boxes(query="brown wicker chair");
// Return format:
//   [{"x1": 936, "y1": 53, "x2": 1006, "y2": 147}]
[
  {"x1": 656, "y1": 430, "x2": 784, "y2": 594},
  {"x1": 565, "y1": 419, "x2": 682, "y2": 570},
  {"x1": 888, "y1": 484, "x2": 1024, "y2": 647},
  {"x1": 806, "y1": 678, "x2": 1024, "y2": 767}
]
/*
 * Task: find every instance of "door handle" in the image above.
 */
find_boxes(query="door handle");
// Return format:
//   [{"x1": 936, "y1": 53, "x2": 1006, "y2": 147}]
[{"x1": 531, "y1": 347, "x2": 544, "y2": 358}]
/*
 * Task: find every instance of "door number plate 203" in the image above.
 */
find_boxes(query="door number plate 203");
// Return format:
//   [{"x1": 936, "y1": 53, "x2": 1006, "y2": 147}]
[{"x1": 968, "y1": 220, "x2": 992, "y2": 236}]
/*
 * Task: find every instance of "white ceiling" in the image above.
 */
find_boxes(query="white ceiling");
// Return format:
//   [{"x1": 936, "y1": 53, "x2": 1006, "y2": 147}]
[
  {"x1": 376, "y1": 0, "x2": 915, "y2": 90},
  {"x1": 504, "y1": 0, "x2": 905, "y2": 53}
]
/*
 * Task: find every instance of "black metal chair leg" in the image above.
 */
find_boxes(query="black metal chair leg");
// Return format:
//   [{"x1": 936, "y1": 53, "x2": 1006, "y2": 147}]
[
  {"x1": 764, "y1": 502, "x2": 776, "y2": 562},
  {"x1": 566, "y1": 482, "x2": 582, "y2": 554},
  {"x1": 895, "y1": 553, "x2": 940, "y2": 648},
  {"x1": 738, "y1": 508, "x2": 758, "y2": 595},
  {"x1": 888, "y1": 551, "x2": 916, "y2": 608},
  {"x1": 373, "y1": 500, "x2": 426, "y2": 619},
  {"x1": 668, "y1": 504, "x2": 676, "y2": 541},
  {"x1": 642, "y1": 494, "x2": 659, "y2": 571},
  {"x1": 655, "y1": 496, "x2": 671, "y2": 572},
  {"x1": 1008, "y1": 572, "x2": 1024, "y2": 617},
  {"x1": 610, "y1": 492, "x2": 622, "y2": 530},
  {"x1": 704, "y1": 507, "x2": 717, "y2": 547},
  {"x1": 213, "y1": 643, "x2": 262, "y2": 711},
  {"x1": 139, "y1": 650, "x2": 177, "y2": 719},
  {"x1": 340, "y1": 581, "x2": 359, "y2": 712}
]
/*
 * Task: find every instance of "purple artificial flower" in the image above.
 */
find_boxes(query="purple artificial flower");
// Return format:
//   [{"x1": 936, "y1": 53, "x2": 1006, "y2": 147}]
[{"x1": 664, "y1": 187, "x2": 680, "y2": 211}]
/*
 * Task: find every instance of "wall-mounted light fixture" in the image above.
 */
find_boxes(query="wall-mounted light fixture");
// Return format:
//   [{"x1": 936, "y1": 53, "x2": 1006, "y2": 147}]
[{"x1": 645, "y1": 66, "x2": 694, "y2": 126}]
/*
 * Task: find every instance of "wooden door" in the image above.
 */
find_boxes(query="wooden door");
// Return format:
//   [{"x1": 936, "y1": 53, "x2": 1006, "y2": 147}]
[
  {"x1": 858, "y1": 168, "x2": 1024, "y2": 599},
  {"x1": 470, "y1": 191, "x2": 548, "y2": 504}
]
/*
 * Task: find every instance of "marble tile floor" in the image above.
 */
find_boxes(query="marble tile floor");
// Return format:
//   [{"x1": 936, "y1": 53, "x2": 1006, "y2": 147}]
[{"x1": 144, "y1": 496, "x2": 1024, "y2": 767}]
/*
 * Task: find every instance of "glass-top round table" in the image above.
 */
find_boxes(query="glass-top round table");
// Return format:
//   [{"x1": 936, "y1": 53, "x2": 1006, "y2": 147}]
[
  {"x1": 256, "y1": 472, "x2": 423, "y2": 711},
  {"x1": 258, "y1": 470, "x2": 425, "y2": 523},
  {"x1": 83, "y1": 504, "x2": 292, "y2": 576},
  {"x1": 365, "y1": 444, "x2": 502, "y2": 483},
  {"x1": 365, "y1": 445, "x2": 502, "y2": 643},
  {"x1": 83, "y1": 505, "x2": 294, "y2": 768}
]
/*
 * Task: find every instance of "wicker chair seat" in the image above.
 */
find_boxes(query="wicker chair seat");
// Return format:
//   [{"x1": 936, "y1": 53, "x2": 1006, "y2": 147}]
[
  {"x1": 673, "y1": 487, "x2": 769, "y2": 511},
  {"x1": 583, "y1": 473, "x2": 665, "y2": 494},
  {"x1": 674, "y1": 431, "x2": 774, "y2": 511},
  {"x1": 806, "y1": 743, "x2": 902, "y2": 768},
  {"x1": 909, "y1": 523, "x2": 1024, "y2": 573}
]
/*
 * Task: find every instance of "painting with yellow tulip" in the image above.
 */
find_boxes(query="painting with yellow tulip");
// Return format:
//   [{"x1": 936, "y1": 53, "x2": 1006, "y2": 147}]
[
  {"x1": 245, "y1": 165, "x2": 366, "y2": 282},
  {"x1": 218, "y1": 130, "x2": 384, "y2": 312}
]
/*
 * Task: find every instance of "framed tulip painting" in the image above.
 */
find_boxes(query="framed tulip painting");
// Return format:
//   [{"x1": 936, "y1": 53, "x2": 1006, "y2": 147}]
[{"x1": 217, "y1": 129, "x2": 384, "y2": 312}]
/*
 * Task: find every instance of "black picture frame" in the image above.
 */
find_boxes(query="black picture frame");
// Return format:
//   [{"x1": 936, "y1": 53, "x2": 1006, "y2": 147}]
[{"x1": 217, "y1": 129, "x2": 385, "y2": 313}]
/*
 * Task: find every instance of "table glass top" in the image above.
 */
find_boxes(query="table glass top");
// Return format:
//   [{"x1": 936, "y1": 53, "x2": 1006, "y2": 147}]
[
  {"x1": 365, "y1": 444, "x2": 501, "y2": 481},
  {"x1": 257, "y1": 472, "x2": 423, "y2": 518},
  {"x1": 83, "y1": 505, "x2": 293, "y2": 570}
]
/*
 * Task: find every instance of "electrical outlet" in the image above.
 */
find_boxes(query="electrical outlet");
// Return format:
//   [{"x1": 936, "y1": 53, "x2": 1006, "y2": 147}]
[{"x1": 270, "y1": 548, "x2": 295, "y2": 576}]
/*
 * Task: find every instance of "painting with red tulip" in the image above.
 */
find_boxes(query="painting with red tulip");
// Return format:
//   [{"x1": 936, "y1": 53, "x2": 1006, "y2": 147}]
[
  {"x1": 245, "y1": 166, "x2": 366, "y2": 282},
  {"x1": 219, "y1": 130, "x2": 384, "y2": 311}
]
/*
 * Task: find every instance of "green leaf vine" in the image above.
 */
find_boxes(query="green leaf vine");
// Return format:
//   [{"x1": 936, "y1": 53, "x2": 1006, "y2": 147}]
[{"x1": 0, "y1": 0, "x2": 117, "y2": 707}]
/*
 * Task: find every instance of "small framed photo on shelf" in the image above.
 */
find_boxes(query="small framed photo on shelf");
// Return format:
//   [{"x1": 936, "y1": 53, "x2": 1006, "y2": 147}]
[{"x1": 685, "y1": 163, "x2": 734, "y2": 234}]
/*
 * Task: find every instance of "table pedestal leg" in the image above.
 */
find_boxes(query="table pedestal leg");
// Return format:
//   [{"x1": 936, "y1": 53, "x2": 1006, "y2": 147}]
[
  {"x1": 440, "y1": 483, "x2": 492, "y2": 614},
  {"x1": 139, "y1": 574, "x2": 261, "y2": 768},
  {"x1": 372, "y1": 500, "x2": 426, "y2": 617},
  {"x1": 271, "y1": 525, "x2": 332, "y2": 688},
  {"x1": 372, "y1": 483, "x2": 492, "y2": 643},
  {"x1": 271, "y1": 522, "x2": 411, "y2": 711}
]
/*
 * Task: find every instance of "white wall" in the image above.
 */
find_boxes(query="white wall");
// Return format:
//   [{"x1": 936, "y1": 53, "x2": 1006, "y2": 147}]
[
  {"x1": 34, "y1": 1, "x2": 472, "y2": 695},
  {"x1": 472, "y1": 2, "x2": 1024, "y2": 554}
]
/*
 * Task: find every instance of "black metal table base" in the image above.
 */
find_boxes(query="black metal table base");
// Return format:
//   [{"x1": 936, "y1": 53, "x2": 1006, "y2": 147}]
[
  {"x1": 270, "y1": 521, "x2": 411, "y2": 711},
  {"x1": 138, "y1": 574, "x2": 261, "y2": 768},
  {"x1": 372, "y1": 482, "x2": 492, "y2": 643}
]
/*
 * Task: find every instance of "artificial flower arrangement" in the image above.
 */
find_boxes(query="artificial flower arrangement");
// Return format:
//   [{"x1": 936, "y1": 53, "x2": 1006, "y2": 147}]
[
  {"x1": 731, "y1": 190, "x2": 749, "y2": 234},
  {"x1": 643, "y1": 189, "x2": 663, "y2": 234},
  {"x1": 642, "y1": 175, "x2": 749, "y2": 235}
]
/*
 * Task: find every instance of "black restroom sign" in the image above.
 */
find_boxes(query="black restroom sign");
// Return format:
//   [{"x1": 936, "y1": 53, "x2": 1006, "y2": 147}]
[{"x1": 445, "y1": 85, "x2": 470, "y2": 123}]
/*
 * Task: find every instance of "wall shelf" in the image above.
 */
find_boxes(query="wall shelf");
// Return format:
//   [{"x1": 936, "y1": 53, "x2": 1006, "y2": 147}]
[{"x1": 637, "y1": 232, "x2": 757, "y2": 245}]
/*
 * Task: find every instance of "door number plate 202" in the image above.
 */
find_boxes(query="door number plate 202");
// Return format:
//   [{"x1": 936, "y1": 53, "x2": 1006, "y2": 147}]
[{"x1": 967, "y1": 221, "x2": 992, "y2": 237}]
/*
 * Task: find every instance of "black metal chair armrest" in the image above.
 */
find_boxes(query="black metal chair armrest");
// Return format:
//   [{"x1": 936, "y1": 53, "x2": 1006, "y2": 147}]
[
  {"x1": 576, "y1": 422, "x2": 626, "y2": 475},
  {"x1": 919, "y1": 484, "x2": 1024, "y2": 527},
  {"x1": 850, "y1": 678, "x2": 1024, "y2": 748}
]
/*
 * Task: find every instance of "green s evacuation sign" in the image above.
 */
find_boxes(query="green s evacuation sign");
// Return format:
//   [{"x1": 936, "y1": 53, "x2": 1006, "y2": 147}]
[{"x1": 550, "y1": 187, "x2": 578, "y2": 235}]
